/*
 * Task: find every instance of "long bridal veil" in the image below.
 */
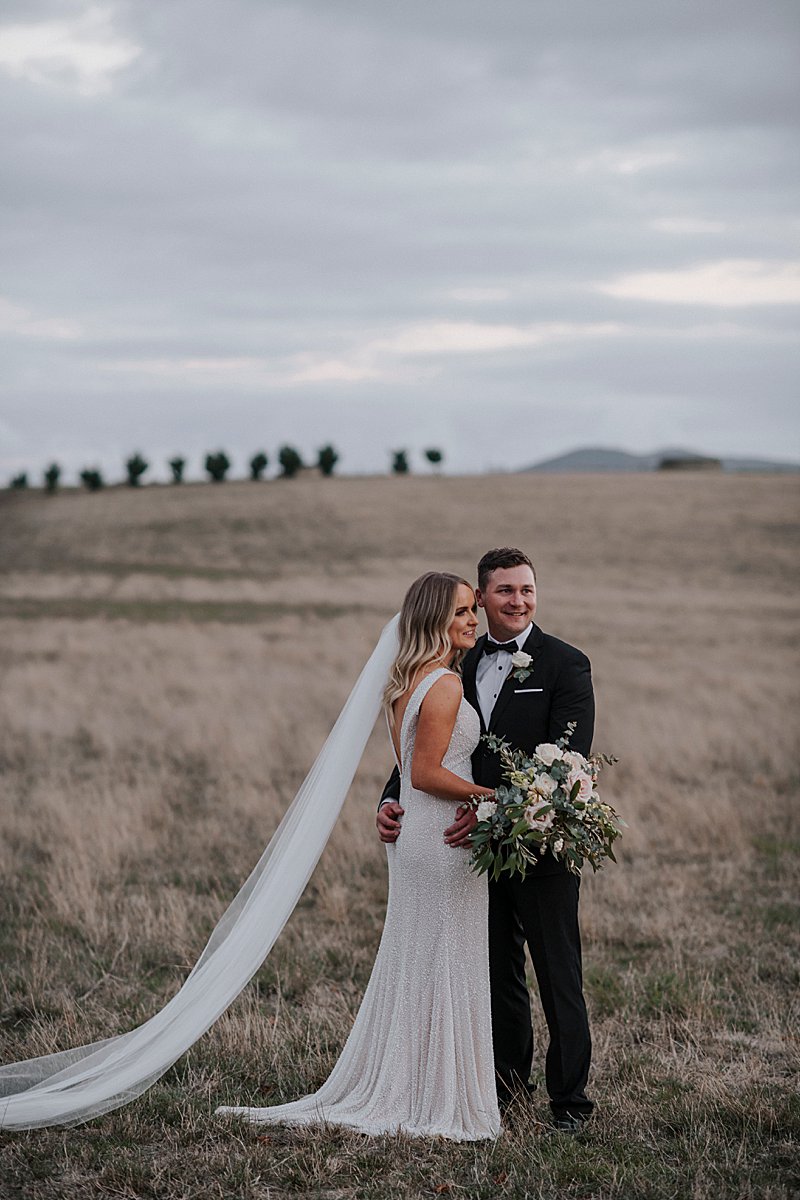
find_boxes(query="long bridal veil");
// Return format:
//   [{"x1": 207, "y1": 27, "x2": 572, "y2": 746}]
[{"x1": 0, "y1": 614, "x2": 400, "y2": 1131}]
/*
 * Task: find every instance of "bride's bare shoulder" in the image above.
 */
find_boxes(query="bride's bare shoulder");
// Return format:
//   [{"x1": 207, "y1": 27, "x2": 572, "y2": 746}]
[
  {"x1": 393, "y1": 667, "x2": 460, "y2": 723},
  {"x1": 418, "y1": 670, "x2": 463, "y2": 710}
]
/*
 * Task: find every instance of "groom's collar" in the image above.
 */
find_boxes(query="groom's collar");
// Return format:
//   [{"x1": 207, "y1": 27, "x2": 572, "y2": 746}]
[{"x1": 486, "y1": 622, "x2": 533, "y2": 649}]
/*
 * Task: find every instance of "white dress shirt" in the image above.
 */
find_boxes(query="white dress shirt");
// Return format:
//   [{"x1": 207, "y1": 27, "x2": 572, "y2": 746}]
[{"x1": 475, "y1": 624, "x2": 533, "y2": 728}]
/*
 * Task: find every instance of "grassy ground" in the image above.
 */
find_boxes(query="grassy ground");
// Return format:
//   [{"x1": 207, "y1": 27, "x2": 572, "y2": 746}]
[{"x1": 0, "y1": 472, "x2": 798, "y2": 1199}]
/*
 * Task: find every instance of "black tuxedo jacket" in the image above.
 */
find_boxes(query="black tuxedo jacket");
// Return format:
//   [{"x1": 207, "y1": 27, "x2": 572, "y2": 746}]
[{"x1": 380, "y1": 624, "x2": 595, "y2": 877}]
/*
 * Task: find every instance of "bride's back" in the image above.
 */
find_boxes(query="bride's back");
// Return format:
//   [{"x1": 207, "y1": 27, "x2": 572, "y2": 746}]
[{"x1": 389, "y1": 663, "x2": 448, "y2": 765}]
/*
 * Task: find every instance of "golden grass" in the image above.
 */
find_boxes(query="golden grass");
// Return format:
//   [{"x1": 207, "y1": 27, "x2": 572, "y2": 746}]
[{"x1": 0, "y1": 472, "x2": 798, "y2": 1199}]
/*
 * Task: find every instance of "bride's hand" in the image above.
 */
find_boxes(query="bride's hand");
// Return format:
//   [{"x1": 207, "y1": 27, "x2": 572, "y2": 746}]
[{"x1": 443, "y1": 804, "x2": 479, "y2": 848}]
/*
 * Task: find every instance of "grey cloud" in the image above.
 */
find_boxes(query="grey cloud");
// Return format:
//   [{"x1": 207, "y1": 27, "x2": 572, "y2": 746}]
[{"x1": 1, "y1": 0, "x2": 798, "y2": 480}]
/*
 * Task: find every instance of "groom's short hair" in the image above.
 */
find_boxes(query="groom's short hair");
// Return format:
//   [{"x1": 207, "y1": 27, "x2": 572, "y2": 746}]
[{"x1": 477, "y1": 547, "x2": 536, "y2": 589}]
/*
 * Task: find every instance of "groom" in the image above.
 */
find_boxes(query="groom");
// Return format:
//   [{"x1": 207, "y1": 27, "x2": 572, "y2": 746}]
[{"x1": 377, "y1": 547, "x2": 595, "y2": 1131}]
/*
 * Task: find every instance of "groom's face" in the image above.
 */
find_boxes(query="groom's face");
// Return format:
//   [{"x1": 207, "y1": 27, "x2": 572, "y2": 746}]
[{"x1": 476, "y1": 565, "x2": 537, "y2": 642}]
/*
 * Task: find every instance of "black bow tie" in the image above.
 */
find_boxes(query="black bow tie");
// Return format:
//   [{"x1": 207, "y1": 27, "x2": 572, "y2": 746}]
[{"x1": 483, "y1": 640, "x2": 519, "y2": 656}]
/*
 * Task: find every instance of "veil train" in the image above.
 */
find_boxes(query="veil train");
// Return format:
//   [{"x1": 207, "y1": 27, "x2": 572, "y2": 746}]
[{"x1": 0, "y1": 614, "x2": 400, "y2": 1130}]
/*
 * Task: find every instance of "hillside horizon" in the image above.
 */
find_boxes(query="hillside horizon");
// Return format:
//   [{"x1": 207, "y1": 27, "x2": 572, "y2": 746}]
[{"x1": 524, "y1": 445, "x2": 800, "y2": 474}]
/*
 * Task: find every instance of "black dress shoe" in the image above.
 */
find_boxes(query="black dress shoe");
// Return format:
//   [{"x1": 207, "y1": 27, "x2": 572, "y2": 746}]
[{"x1": 549, "y1": 1111, "x2": 591, "y2": 1135}]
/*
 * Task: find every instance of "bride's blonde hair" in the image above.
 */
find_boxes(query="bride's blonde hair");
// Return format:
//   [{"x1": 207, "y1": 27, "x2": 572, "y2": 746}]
[{"x1": 383, "y1": 571, "x2": 473, "y2": 720}]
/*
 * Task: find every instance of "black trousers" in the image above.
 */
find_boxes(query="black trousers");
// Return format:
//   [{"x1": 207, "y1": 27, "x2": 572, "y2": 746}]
[{"x1": 488, "y1": 870, "x2": 593, "y2": 1117}]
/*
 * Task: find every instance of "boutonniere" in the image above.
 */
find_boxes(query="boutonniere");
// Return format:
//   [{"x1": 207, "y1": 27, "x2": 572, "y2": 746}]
[{"x1": 511, "y1": 650, "x2": 533, "y2": 682}]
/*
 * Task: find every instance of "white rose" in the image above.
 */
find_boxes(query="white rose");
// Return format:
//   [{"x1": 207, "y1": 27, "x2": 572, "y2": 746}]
[
  {"x1": 536, "y1": 743, "x2": 563, "y2": 766},
  {"x1": 532, "y1": 773, "x2": 557, "y2": 798},
  {"x1": 563, "y1": 750, "x2": 588, "y2": 770},
  {"x1": 476, "y1": 800, "x2": 497, "y2": 822},
  {"x1": 524, "y1": 801, "x2": 554, "y2": 831},
  {"x1": 567, "y1": 770, "x2": 593, "y2": 803},
  {"x1": 511, "y1": 650, "x2": 532, "y2": 669}
]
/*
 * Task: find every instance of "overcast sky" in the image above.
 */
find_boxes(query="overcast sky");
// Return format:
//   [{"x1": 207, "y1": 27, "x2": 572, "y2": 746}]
[{"x1": 1, "y1": 0, "x2": 798, "y2": 481}]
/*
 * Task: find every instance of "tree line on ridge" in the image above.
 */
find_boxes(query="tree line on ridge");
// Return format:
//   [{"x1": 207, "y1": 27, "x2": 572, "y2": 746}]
[{"x1": 7, "y1": 447, "x2": 445, "y2": 492}]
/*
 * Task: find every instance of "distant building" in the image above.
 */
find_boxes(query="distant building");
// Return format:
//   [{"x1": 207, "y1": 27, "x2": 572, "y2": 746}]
[{"x1": 658, "y1": 455, "x2": 722, "y2": 471}]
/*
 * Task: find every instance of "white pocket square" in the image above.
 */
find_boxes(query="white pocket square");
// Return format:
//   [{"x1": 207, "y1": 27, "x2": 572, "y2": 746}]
[{"x1": 515, "y1": 688, "x2": 543, "y2": 694}]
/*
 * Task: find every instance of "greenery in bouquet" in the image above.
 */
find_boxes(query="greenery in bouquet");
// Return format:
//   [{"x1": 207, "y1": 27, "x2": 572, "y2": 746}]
[{"x1": 468, "y1": 722, "x2": 622, "y2": 879}]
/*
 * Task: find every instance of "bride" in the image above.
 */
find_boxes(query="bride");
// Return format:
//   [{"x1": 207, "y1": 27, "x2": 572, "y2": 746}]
[
  {"x1": 217, "y1": 571, "x2": 501, "y2": 1140},
  {"x1": 0, "y1": 572, "x2": 500, "y2": 1140}
]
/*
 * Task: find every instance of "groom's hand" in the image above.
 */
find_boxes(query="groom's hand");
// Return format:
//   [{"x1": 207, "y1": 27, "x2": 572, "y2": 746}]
[
  {"x1": 377, "y1": 802, "x2": 404, "y2": 843},
  {"x1": 444, "y1": 805, "x2": 477, "y2": 847}
]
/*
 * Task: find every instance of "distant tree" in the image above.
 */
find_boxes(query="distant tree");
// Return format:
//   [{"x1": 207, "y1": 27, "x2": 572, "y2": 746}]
[
  {"x1": 250, "y1": 451, "x2": 269, "y2": 481},
  {"x1": 80, "y1": 468, "x2": 104, "y2": 492},
  {"x1": 278, "y1": 445, "x2": 303, "y2": 478},
  {"x1": 43, "y1": 463, "x2": 61, "y2": 494},
  {"x1": 10, "y1": 472, "x2": 28, "y2": 489},
  {"x1": 391, "y1": 450, "x2": 410, "y2": 475},
  {"x1": 168, "y1": 456, "x2": 186, "y2": 484},
  {"x1": 424, "y1": 448, "x2": 444, "y2": 472},
  {"x1": 205, "y1": 451, "x2": 231, "y2": 482},
  {"x1": 317, "y1": 444, "x2": 339, "y2": 476},
  {"x1": 125, "y1": 452, "x2": 149, "y2": 487}
]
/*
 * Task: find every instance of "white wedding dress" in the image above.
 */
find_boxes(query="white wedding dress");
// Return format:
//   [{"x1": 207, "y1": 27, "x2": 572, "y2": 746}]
[{"x1": 216, "y1": 668, "x2": 501, "y2": 1141}]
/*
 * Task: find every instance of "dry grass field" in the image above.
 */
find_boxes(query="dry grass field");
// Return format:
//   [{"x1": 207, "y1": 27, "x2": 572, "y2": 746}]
[{"x1": 0, "y1": 472, "x2": 798, "y2": 1200}]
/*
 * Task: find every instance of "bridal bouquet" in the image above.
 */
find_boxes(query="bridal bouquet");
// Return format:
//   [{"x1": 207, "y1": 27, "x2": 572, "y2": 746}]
[{"x1": 468, "y1": 723, "x2": 622, "y2": 880}]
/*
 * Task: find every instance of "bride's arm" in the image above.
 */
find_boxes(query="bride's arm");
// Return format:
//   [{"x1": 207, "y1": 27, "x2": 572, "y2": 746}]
[{"x1": 411, "y1": 675, "x2": 494, "y2": 803}]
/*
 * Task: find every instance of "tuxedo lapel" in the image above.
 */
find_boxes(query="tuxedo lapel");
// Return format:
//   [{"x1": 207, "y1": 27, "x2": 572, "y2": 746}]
[
  {"x1": 462, "y1": 637, "x2": 486, "y2": 733},
  {"x1": 488, "y1": 625, "x2": 545, "y2": 733}
]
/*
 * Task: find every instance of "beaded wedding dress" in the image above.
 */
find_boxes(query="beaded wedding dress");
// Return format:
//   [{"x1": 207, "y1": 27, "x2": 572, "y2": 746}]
[{"x1": 216, "y1": 668, "x2": 501, "y2": 1141}]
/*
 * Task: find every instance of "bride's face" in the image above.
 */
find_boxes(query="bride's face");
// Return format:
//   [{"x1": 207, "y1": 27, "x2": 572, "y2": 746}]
[{"x1": 447, "y1": 583, "x2": 479, "y2": 653}]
